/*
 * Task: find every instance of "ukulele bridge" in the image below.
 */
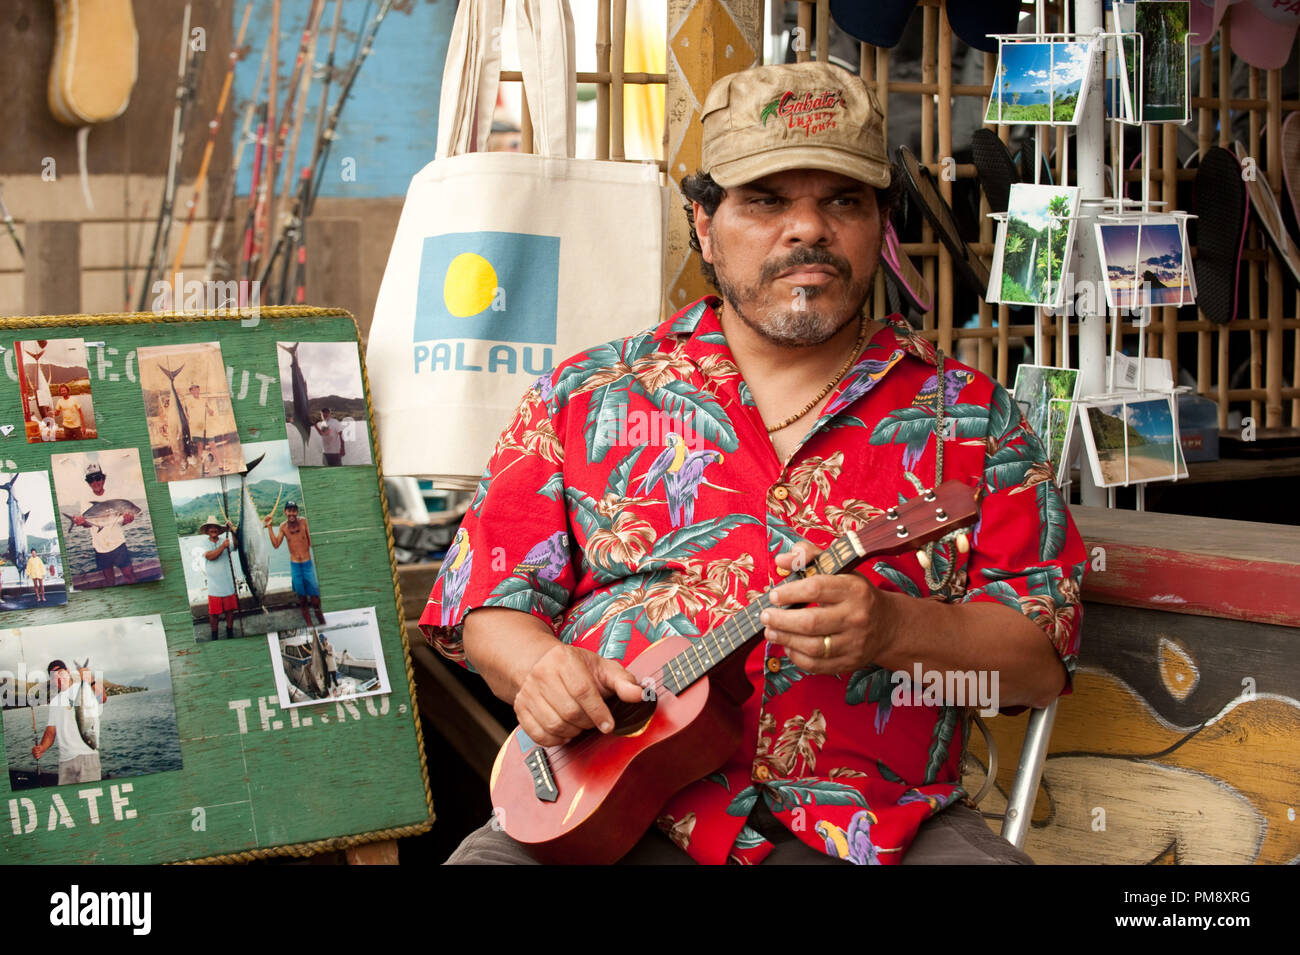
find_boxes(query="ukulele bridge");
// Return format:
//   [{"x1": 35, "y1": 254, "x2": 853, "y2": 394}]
[{"x1": 515, "y1": 729, "x2": 559, "y2": 803}]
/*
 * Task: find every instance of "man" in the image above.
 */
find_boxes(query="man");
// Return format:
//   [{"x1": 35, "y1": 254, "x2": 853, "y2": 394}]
[
  {"x1": 421, "y1": 61, "x2": 1086, "y2": 865},
  {"x1": 181, "y1": 382, "x2": 214, "y2": 473},
  {"x1": 71, "y1": 463, "x2": 137, "y2": 586},
  {"x1": 320, "y1": 634, "x2": 340, "y2": 694},
  {"x1": 265, "y1": 502, "x2": 325, "y2": 626},
  {"x1": 26, "y1": 548, "x2": 46, "y2": 603},
  {"x1": 54, "y1": 385, "x2": 84, "y2": 440},
  {"x1": 315, "y1": 407, "x2": 347, "y2": 466},
  {"x1": 32, "y1": 660, "x2": 105, "y2": 784},
  {"x1": 200, "y1": 515, "x2": 239, "y2": 640}
]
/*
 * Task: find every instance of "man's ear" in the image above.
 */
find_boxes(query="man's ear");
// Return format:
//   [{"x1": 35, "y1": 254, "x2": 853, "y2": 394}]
[{"x1": 693, "y1": 200, "x2": 715, "y2": 264}]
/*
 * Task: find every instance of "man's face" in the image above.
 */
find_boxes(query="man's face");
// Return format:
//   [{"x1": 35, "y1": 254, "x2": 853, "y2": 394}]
[
  {"x1": 695, "y1": 169, "x2": 883, "y2": 347},
  {"x1": 286, "y1": 508, "x2": 299, "y2": 524},
  {"x1": 88, "y1": 477, "x2": 106, "y2": 496},
  {"x1": 49, "y1": 667, "x2": 70, "y2": 691},
  {"x1": 206, "y1": 526, "x2": 221, "y2": 542},
  {"x1": 190, "y1": 386, "x2": 200, "y2": 398}
]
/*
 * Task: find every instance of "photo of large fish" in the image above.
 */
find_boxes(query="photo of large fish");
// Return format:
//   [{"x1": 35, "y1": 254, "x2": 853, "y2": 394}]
[
  {"x1": 160, "y1": 362, "x2": 195, "y2": 458},
  {"x1": 2, "y1": 474, "x2": 30, "y2": 573},
  {"x1": 221, "y1": 454, "x2": 280, "y2": 610},
  {"x1": 61, "y1": 498, "x2": 143, "y2": 535},
  {"x1": 279, "y1": 343, "x2": 311, "y2": 449},
  {"x1": 72, "y1": 657, "x2": 98, "y2": 750}
]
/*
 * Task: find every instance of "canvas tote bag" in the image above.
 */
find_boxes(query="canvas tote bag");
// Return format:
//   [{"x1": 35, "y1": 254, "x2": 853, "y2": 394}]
[{"x1": 368, "y1": 0, "x2": 666, "y2": 481}]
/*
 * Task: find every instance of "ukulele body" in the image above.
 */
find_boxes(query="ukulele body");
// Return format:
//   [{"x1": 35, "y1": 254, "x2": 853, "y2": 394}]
[{"x1": 489, "y1": 634, "x2": 755, "y2": 865}]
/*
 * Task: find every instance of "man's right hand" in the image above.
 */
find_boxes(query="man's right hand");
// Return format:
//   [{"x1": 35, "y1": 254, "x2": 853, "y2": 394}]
[{"x1": 512, "y1": 643, "x2": 644, "y2": 748}]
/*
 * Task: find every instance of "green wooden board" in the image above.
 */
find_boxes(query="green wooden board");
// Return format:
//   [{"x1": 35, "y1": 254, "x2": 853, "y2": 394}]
[{"x1": 0, "y1": 307, "x2": 432, "y2": 863}]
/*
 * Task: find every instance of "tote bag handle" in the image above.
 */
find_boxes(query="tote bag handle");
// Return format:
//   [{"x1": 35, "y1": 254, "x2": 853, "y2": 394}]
[{"x1": 435, "y1": 0, "x2": 576, "y2": 160}]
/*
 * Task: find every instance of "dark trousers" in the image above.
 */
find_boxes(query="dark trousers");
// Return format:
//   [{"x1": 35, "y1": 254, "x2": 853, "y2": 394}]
[{"x1": 444, "y1": 802, "x2": 1033, "y2": 865}]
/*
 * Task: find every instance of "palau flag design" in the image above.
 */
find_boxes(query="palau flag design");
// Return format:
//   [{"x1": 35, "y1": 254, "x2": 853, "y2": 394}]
[{"x1": 413, "y1": 231, "x2": 560, "y2": 345}]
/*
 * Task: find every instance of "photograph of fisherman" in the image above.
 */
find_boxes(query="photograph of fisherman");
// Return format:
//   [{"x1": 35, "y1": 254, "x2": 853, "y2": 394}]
[
  {"x1": 276, "y1": 340, "x2": 373, "y2": 466},
  {"x1": 268, "y1": 607, "x2": 391, "y2": 708},
  {"x1": 0, "y1": 617, "x2": 184, "y2": 791},
  {"x1": 137, "y1": 341, "x2": 246, "y2": 481},
  {"x1": 52, "y1": 449, "x2": 164, "y2": 591},
  {"x1": 168, "y1": 438, "x2": 312, "y2": 642},
  {"x1": 31, "y1": 659, "x2": 104, "y2": 784},
  {"x1": 15, "y1": 337, "x2": 97, "y2": 443},
  {"x1": 265, "y1": 501, "x2": 325, "y2": 626},
  {"x1": 201, "y1": 516, "x2": 240, "y2": 640},
  {"x1": 0, "y1": 470, "x2": 67, "y2": 609}
]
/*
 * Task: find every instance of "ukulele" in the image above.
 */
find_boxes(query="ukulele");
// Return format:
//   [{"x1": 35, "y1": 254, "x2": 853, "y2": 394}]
[{"x1": 489, "y1": 480, "x2": 979, "y2": 864}]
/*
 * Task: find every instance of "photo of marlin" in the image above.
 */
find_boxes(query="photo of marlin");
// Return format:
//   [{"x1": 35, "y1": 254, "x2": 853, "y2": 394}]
[
  {"x1": 276, "y1": 340, "x2": 373, "y2": 466},
  {"x1": 137, "y1": 342, "x2": 246, "y2": 482},
  {"x1": 14, "y1": 338, "x2": 97, "y2": 443},
  {"x1": 167, "y1": 439, "x2": 313, "y2": 643},
  {"x1": 0, "y1": 471, "x2": 67, "y2": 609}
]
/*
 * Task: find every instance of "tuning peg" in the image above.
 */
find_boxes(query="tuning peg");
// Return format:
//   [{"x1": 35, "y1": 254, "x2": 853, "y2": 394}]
[
  {"x1": 955, "y1": 532, "x2": 970, "y2": 554},
  {"x1": 916, "y1": 549, "x2": 931, "y2": 570}
]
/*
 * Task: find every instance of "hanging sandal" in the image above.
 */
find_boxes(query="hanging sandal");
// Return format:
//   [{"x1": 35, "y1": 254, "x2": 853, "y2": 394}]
[
  {"x1": 1192, "y1": 146, "x2": 1249, "y2": 325},
  {"x1": 880, "y1": 218, "x2": 933, "y2": 314},
  {"x1": 1233, "y1": 140, "x2": 1300, "y2": 286},
  {"x1": 897, "y1": 144, "x2": 991, "y2": 296},
  {"x1": 970, "y1": 128, "x2": 1019, "y2": 215}
]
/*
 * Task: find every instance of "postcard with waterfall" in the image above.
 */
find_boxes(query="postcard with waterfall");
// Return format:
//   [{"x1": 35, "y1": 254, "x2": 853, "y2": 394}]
[
  {"x1": 168, "y1": 438, "x2": 317, "y2": 643},
  {"x1": 989, "y1": 184, "x2": 1081, "y2": 308},
  {"x1": 1135, "y1": 1, "x2": 1190, "y2": 124},
  {"x1": 137, "y1": 342, "x2": 245, "y2": 482},
  {"x1": 16, "y1": 338, "x2": 97, "y2": 443},
  {"x1": 1012, "y1": 365, "x2": 1081, "y2": 482},
  {"x1": 984, "y1": 40, "x2": 1095, "y2": 126},
  {"x1": 268, "y1": 607, "x2": 391, "y2": 709},
  {"x1": 276, "y1": 341, "x2": 373, "y2": 467}
]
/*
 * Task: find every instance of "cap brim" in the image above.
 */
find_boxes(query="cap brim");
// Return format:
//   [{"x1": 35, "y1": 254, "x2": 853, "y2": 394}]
[
  {"x1": 1230, "y1": 3, "x2": 1299, "y2": 70},
  {"x1": 1189, "y1": 0, "x2": 1232, "y2": 45},
  {"x1": 829, "y1": 0, "x2": 917, "y2": 49},
  {"x1": 946, "y1": 0, "x2": 1024, "y2": 53},
  {"x1": 710, "y1": 146, "x2": 892, "y2": 189}
]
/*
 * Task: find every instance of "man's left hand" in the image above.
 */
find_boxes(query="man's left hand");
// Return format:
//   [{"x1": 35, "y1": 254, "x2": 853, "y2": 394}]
[
  {"x1": 760, "y1": 541, "x2": 900, "y2": 675},
  {"x1": 122, "y1": 512, "x2": 135, "y2": 525}
]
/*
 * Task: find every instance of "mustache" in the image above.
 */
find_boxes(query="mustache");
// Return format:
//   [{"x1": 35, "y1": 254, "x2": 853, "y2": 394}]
[{"x1": 760, "y1": 247, "x2": 851, "y2": 283}]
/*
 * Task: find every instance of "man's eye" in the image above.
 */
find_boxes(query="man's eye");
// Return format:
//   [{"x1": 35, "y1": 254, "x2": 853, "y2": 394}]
[{"x1": 751, "y1": 196, "x2": 781, "y2": 207}]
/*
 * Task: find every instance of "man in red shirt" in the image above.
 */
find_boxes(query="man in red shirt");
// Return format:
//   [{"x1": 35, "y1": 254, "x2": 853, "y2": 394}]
[{"x1": 422, "y1": 61, "x2": 1085, "y2": 864}]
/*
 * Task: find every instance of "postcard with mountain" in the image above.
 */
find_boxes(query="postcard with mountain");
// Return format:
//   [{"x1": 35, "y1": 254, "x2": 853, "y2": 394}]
[{"x1": 985, "y1": 40, "x2": 1095, "y2": 125}]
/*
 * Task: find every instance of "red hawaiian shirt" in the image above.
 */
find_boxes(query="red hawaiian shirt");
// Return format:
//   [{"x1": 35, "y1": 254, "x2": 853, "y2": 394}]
[{"x1": 421, "y1": 296, "x2": 1086, "y2": 865}]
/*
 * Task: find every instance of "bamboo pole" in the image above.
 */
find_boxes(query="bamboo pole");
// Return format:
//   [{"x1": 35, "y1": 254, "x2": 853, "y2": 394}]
[
  {"x1": 921, "y1": 3, "x2": 936, "y2": 335},
  {"x1": 1267, "y1": 68, "x2": 1284, "y2": 427},
  {"x1": 595, "y1": 0, "x2": 611, "y2": 161},
  {"x1": 936, "y1": 1, "x2": 953, "y2": 356},
  {"x1": 796, "y1": 0, "x2": 811, "y2": 64},
  {"x1": 611, "y1": 0, "x2": 626, "y2": 161}
]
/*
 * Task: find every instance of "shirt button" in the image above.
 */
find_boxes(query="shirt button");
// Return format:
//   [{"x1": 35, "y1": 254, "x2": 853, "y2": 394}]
[
  {"x1": 772, "y1": 486, "x2": 789, "y2": 501},
  {"x1": 766, "y1": 657, "x2": 781, "y2": 673},
  {"x1": 754, "y1": 764, "x2": 771, "y2": 781}
]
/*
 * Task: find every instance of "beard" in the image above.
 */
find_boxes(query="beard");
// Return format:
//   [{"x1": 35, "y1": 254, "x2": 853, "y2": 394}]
[{"x1": 716, "y1": 244, "x2": 875, "y2": 347}]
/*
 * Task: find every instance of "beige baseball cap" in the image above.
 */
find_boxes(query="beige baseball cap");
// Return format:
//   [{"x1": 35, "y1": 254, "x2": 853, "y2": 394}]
[{"x1": 700, "y1": 61, "x2": 890, "y2": 189}]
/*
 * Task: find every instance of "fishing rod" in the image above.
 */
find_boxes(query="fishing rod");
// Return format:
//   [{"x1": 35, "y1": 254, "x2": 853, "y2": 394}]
[
  {"x1": 0, "y1": 185, "x2": 22, "y2": 259},
  {"x1": 237, "y1": 104, "x2": 268, "y2": 282},
  {"x1": 217, "y1": 476, "x2": 244, "y2": 639},
  {"x1": 170, "y1": 0, "x2": 254, "y2": 279},
  {"x1": 265, "y1": 0, "x2": 393, "y2": 304},
  {"x1": 124, "y1": 200, "x2": 150, "y2": 312},
  {"x1": 138, "y1": 4, "x2": 204, "y2": 311},
  {"x1": 247, "y1": 0, "x2": 280, "y2": 282},
  {"x1": 206, "y1": 17, "x2": 273, "y2": 282}
]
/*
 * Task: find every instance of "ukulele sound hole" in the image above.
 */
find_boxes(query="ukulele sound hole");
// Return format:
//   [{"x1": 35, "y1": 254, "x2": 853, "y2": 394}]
[{"x1": 606, "y1": 697, "x2": 656, "y2": 736}]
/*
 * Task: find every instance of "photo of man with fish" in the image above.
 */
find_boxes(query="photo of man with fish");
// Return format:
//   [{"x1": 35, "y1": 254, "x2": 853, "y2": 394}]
[
  {"x1": 268, "y1": 607, "x2": 390, "y2": 708},
  {"x1": 15, "y1": 338, "x2": 97, "y2": 443},
  {"x1": 0, "y1": 616, "x2": 183, "y2": 791},
  {"x1": 276, "y1": 341, "x2": 373, "y2": 467},
  {"x1": 168, "y1": 438, "x2": 323, "y2": 642},
  {"x1": 137, "y1": 342, "x2": 246, "y2": 482},
  {"x1": 0, "y1": 471, "x2": 67, "y2": 609},
  {"x1": 51, "y1": 449, "x2": 164, "y2": 590}
]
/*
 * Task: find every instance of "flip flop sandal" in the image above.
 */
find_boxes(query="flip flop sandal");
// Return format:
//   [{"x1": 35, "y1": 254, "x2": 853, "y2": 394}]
[
  {"x1": 1014, "y1": 133, "x2": 1054, "y2": 186},
  {"x1": 1280, "y1": 113, "x2": 1300, "y2": 234},
  {"x1": 897, "y1": 145, "x2": 991, "y2": 296},
  {"x1": 970, "y1": 129, "x2": 1019, "y2": 215},
  {"x1": 830, "y1": 0, "x2": 919, "y2": 49},
  {"x1": 880, "y1": 218, "x2": 933, "y2": 313},
  {"x1": 1192, "y1": 146, "x2": 1249, "y2": 325},
  {"x1": 1233, "y1": 140, "x2": 1300, "y2": 286}
]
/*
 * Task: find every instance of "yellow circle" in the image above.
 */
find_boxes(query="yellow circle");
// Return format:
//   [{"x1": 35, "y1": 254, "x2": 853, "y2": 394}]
[{"x1": 443, "y1": 253, "x2": 498, "y2": 318}]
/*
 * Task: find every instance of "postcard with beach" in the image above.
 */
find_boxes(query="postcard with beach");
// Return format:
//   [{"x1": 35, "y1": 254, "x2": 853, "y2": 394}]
[
  {"x1": 268, "y1": 607, "x2": 391, "y2": 708},
  {"x1": 276, "y1": 341, "x2": 373, "y2": 467},
  {"x1": 16, "y1": 338, "x2": 97, "y2": 443},
  {"x1": 1081, "y1": 394, "x2": 1189, "y2": 487},
  {"x1": 990, "y1": 183, "x2": 1081, "y2": 308},
  {"x1": 0, "y1": 615, "x2": 182, "y2": 791},
  {"x1": 168, "y1": 438, "x2": 321, "y2": 643},
  {"x1": 1096, "y1": 219, "x2": 1193, "y2": 309},
  {"x1": 51, "y1": 449, "x2": 164, "y2": 591},
  {"x1": 985, "y1": 40, "x2": 1095, "y2": 125},
  {"x1": 137, "y1": 342, "x2": 246, "y2": 482}
]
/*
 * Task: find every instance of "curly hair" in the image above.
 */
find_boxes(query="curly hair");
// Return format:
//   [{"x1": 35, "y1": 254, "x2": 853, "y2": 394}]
[{"x1": 680, "y1": 164, "x2": 903, "y2": 291}]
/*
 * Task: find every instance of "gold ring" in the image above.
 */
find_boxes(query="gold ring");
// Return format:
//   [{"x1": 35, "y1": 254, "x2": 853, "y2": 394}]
[{"x1": 822, "y1": 636, "x2": 831, "y2": 658}]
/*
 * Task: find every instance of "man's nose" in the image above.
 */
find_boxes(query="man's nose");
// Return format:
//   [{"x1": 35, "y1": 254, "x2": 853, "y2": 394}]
[{"x1": 780, "y1": 198, "x2": 833, "y2": 245}]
